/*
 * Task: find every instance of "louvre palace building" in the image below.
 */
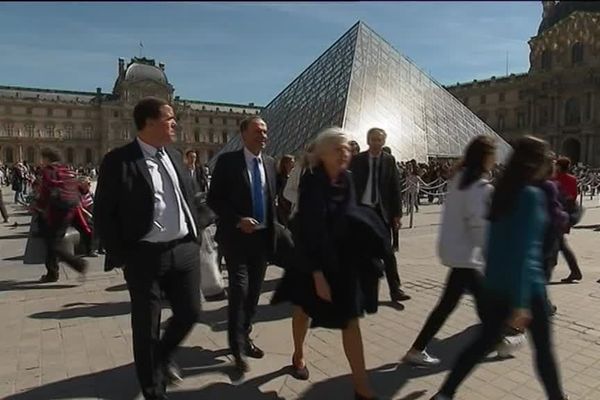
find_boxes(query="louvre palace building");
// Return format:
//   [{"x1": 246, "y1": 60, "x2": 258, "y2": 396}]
[
  {"x1": 446, "y1": 1, "x2": 600, "y2": 166},
  {"x1": 0, "y1": 56, "x2": 261, "y2": 166}
]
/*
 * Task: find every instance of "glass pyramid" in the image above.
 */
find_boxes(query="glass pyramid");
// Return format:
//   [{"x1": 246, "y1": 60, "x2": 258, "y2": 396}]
[{"x1": 214, "y1": 21, "x2": 510, "y2": 163}]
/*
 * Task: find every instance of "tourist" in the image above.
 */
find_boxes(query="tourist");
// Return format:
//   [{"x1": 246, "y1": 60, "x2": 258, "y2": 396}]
[
  {"x1": 349, "y1": 140, "x2": 361, "y2": 157},
  {"x1": 403, "y1": 136, "x2": 495, "y2": 366},
  {"x1": 553, "y1": 156, "x2": 582, "y2": 283},
  {"x1": 283, "y1": 142, "x2": 315, "y2": 220},
  {"x1": 276, "y1": 154, "x2": 295, "y2": 226},
  {"x1": 272, "y1": 128, "x2": 389, "y2": 400},
  {"x1": 431, "y1": 136, "x2": 567, "y2": 400}
]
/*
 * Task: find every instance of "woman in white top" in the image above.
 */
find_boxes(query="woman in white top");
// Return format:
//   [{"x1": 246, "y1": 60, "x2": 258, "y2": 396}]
[{"x1": 403, "y1": 135, "x2": 496, "y2": 366}]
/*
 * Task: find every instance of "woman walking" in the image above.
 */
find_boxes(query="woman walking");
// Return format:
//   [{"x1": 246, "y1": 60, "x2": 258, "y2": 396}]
[
  {"x1": 431, "y1": 136, "x2": 568, "y2": 400},
  {"x1": 403, "y1": 136, "x2": 495, "y2": 366},
  {"x1": 273, "y1": 128, "x2": 389, "y2": 400}
]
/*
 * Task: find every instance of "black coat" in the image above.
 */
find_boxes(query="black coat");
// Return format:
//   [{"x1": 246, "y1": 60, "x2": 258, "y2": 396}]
[
  {"x1": 349, "y1": 151, "x2": 402, "y2": 224},
  {"x1": 207, "y1": 149, "x2": 278, "y2": 256},
  {"x1": 94, "y1": 140, "x2": 202, "y2": 269},
  {"x1": 272, "y1": 167, "x2": 390, "y2": 329}
]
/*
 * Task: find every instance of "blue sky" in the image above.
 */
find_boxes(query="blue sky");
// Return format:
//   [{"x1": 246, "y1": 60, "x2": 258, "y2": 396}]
[{"x1": 0, "y1": 1, "x2": 541, "y2": 105}]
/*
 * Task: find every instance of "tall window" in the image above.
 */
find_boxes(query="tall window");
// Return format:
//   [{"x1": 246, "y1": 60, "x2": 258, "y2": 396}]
[
  {"x1": 499, "y1": 92, "x2": 505, "y2": 102},
  {"x1": 26, "y1": 147, "x2": 35, "y2": 163},
  {"x1": 541, "y1": 50, "x2": 552, "y2": 70},
  {"x1": 539, "y1": 106, "x2": 549, "y2": 127},
  {"x1": 517, "y1": 112, "x2": 526, "y2": 128},
  {"x1": 480, "y1": 95, "x2": 486, "y2": 105},
  {"x1": 65, "y1": 123, "x2": 74, "y2": 138},
  {"x1": 565, "y1": 97, "x2": 581, "y2": 126},
  {"x1": 83, "y1": 125, "x2": 93, "y2": 139},
  {"x1": 194, "y1": 129, "x2": 201, "y2": 142},
  {"x1": 25, "y1": 122, "x2": 34, "y2": 137},
  {"x1": 66, "y1": 109, "x2": 72, "y2": 118},
  {"x1": 3, "y1": 121, "x2": 14, "y2": 136},
  {"x1": 45, "y1": 123, "x2": 55, "y2": 137},
  {"x1": 208, "y1": 130, "x2": 214, "y2": 143},
  {"x1": 209, "y1": 117, "x2": 213, "y2": 125},
  {"x1": 572, "y1": 42, "x2": 584, "y2": 65},
  {"x1": 66, "y1": 148, "x2": 74, "y2": 164},
  {"x1": 222, "y1": 118, "x2": 227, "y2": 125},
  {"x1": 47, "y1": 108, "x2": 53, "y2": 117},
  {"x1": 585, "y1": 93, "x2": 592, "y2": 120},
  {"x1": 222, "y1": 131, "x2": 228, "y2": 144},
  {"x1": 85, "y1": 148, "x2": 93, "y2": 164},
  {"x1": 497, "y1": 115, "x2": 505, "y2": 130},
  {"x1": 4, "y1": 147, "x2": 14, "y2": 164},
  {"x1": 26, "y1": 107, "x2": 32, "y2": 115}
]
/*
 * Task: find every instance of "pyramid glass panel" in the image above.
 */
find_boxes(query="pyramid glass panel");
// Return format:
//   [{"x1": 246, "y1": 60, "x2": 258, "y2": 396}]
[{"x1": 214, "y1": 21, "x2": 510, "y2": 164}]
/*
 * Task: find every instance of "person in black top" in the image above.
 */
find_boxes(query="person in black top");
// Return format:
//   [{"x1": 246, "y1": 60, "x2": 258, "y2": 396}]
[{"x1": 273, "y1": 127, "x2": 389, "y2": 400}]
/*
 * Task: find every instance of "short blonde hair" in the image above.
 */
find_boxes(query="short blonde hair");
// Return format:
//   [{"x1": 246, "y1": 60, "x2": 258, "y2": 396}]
[{"x1": 309, "y1": 127, "x2": 350, "y2": 167}]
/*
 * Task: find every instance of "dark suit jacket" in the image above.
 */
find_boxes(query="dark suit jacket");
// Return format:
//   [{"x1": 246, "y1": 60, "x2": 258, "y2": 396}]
[
  {"x1": 189, "y1": 167, "x2": 209, "y2": 193},
  {"x1": 349, "y1": 151, "x2": 402, "y2": 224},
  {"x1": 94, "y1": 140, "x2": 201, "y2": 268},
  {"x1": 207, "y1": 149, "x2": 277, "y2": 256}
]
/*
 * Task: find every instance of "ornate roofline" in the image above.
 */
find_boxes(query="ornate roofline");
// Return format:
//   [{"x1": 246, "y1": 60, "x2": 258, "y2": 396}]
[
  {"x1": 530, "y1": 10, "x2": 600, "y2": 42},
  {"x1": 444, "y1": 72, "x2": 529, "y2": 90}
]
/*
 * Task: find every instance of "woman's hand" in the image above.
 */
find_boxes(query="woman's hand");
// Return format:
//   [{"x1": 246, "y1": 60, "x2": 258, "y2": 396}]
[
  {"x1": 508, "y1": 308, "x2": 531, "y2": 331},
  {"x1": 313, "y1": 271, "x2": 332, "y2": 302}
]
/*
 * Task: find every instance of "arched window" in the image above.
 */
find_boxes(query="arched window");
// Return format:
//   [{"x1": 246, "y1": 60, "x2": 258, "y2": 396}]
[
  {"x1": 85, "y1": 148, "x2": 93, "y2": 164},
  {"x1": 66, "y1": 148, "x2": 75, "y2": 164},
  {"x1": 26, "y1": 147, "x2": 35, "y2": 163},
  {"x1": 565, "y1": 97, "x2": 581, "y2": 126},
  {"x1": 571, "y1": 42, "x2": 584, "y2": 65},
  {"x1": 4, "y1": 147, "x2": 14, "y2": 164},
  {"x1": 541, "y1": 49, "x2": 552, "y2": 70}
]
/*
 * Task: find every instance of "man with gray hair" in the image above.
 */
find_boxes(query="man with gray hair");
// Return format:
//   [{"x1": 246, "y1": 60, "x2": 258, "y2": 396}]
[{"x1": 350, "y1": 127, "x2": 410, "y2": 303}]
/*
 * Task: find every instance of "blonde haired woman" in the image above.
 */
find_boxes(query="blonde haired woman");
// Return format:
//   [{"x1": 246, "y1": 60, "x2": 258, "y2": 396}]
[{"x1": 273, "y1": 128, "x2": 389, "y2": 400}]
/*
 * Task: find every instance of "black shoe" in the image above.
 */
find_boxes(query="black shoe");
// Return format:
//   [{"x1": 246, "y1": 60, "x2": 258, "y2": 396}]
[
  {"x1": 391, "y1": 290, "x2": 411, "y2": 302},
  {"x1": 204, "y1": 291, "x2": 227, "y2": 302},
  {"x1": 73, "y1": 259, "x2": 89, "y2": 274},
  {"x1": 163, "y1": 362, "x2": 183, "y2": 386},
  {"x1": 290, "y1": 357, "x2": 309, "y2": 381},
  {"x1": 3, "y1": 219, "x2": 8, "y2": 223},
  {"x1": 561, "y1": 273, "x2": 582, "y2": 283},
  {"x1": 39, "y1": 274, "x2": 59, "y2": 283},
  {"x1": 234, "y1": 356, "x2": 249, "y2": 373},
  {"x1": 245, "y1": 339, "x2": 264, "y2": 359},
  {"x1": 86, "y1": 251, "x2": 99, "y2": 258}
]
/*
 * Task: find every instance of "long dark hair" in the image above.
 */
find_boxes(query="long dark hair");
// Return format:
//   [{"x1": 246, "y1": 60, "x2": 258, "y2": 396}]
[
  {"x1": 458, "y1": 135, "x2": 496, "y2": 190},
  {"x1": 488, "y1": 136, "x2": 549, "y2": 221}
]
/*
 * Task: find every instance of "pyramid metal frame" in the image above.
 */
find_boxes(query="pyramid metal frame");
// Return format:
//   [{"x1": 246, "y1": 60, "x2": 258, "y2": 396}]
[{"x1": 213, "y1": 21, "x2": 510, "y2": 164}]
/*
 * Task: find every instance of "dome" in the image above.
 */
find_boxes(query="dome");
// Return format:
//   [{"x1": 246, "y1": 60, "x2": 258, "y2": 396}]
[{"x1": 124, "y1": 62, "x2": 168, "y2": 85}]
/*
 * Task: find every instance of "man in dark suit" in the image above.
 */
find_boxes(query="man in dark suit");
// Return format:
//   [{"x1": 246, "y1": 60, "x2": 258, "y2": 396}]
[
  {"x1": 95, "y1": 97, "x2": 201, "y2": 400},
  {"x1": 350, "y1": 128, "x2": 411, "y2": 303},
  {"x1": 184, "y1": 150, "x2": 209, "y2": 193},
  {"x1": 207, "y1": 116, "x2": 277, "y2": 374}
]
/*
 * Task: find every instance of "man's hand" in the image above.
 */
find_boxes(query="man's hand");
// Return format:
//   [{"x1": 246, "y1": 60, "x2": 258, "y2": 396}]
[
  {"x1": 393, "y1": 217, "x2": 402, "y2": 230},
  {"x1": 238, "y1": 217, "x2": 259, "y2": 234}
]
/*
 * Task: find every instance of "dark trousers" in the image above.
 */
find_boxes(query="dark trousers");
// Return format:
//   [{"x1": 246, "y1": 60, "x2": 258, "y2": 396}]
[
  {"x1": 222, "y1": 230, "x2": 268, "y2": 358},
  {"x1": 124, "y1": 239, "x2": 201, "y2": 400},
  {"x1": 0, "y1": 190, "x2": 8, "y2": 221},
  {"x1": 373, "y1": 208, "x2": 402, "y2": 294},
  {"x1": 439, "y1": 293, "x2": 564, "y2": 400},
  {"x1": 559, "y1": 235, "x2": 581, "y2": 277},
  {"x1": 412, "y1": 268, "x2": 484, "y2": 351},
  {"x1": 39, "y1": 217, "x2": 84, "y2": 279}
]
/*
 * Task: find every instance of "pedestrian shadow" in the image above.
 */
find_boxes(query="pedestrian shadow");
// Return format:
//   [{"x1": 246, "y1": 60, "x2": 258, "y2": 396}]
[
  {"x1": 199, "y1": 302, "x2": 292, "y2": 332},
  {"x1": 3, "y1": 255, "x2": 24, "y2": 261},
  {"x1": 379, "y1": 301, "x2": 405, "y2": 311},
  {"x1": 0, "y1": 280, "x2": 78, "y2": 292},
  {"x1": 573, "y1": 224, "x2": 600, "y2": 231},
  {"x1": 300, "y1": 324, "x2": 508, "y2": 400},
  {"x1": 105, "y1": 283, "x2": 128, "y2": 292},
  {"x1": 28, "y1": 301, "x2": 132, "y2": 320},
  {"x1": 2, "y1": 346, "x2": 241, "y2": 400},
  {"x1": 0, "y1": 233, "x2": 29, "y2": 240}
]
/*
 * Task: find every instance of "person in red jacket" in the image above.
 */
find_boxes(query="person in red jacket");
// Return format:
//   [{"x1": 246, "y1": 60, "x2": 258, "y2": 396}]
[
  {"x1": 34, "y1": 149, "x2": 89, "y2": 282},
  {"x1": 553, "y1": 156, "x2": 582, "y2": 283}
]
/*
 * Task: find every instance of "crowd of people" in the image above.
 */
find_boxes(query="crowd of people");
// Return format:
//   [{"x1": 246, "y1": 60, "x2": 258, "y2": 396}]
[{"x1": 4, "y1": 95, "x2": 593, "y2": 400}]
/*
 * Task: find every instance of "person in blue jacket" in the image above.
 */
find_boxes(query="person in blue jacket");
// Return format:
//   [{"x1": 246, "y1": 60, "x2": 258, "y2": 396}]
[{"x1": 431, "y1": 136, "x2": 568, "y2": 400}]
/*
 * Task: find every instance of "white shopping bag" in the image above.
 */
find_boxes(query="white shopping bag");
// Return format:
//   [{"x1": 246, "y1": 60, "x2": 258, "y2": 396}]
[{"x1": 199, "y1": 225, "x2": 225, "y2": 297}]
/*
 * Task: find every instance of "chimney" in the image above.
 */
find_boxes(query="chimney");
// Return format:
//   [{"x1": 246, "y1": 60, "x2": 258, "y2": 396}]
[
  {"x1": 542, "y1": 1, "x2": 556, "y2": 19},
  {"x1": 159, "y1": 62, "x2": 165, "y2": 71},
  {"x1": 118, "y1": 58, "x2": 125, "y2": 78}
]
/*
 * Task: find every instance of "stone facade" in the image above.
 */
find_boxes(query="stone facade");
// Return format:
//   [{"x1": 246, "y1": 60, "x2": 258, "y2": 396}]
[
  {"x1": 446, "y1": 2, "x2": 600, "y2": 166},
  {"x1": 0, "y1": 57, "x2": 261, "y2": 166}
]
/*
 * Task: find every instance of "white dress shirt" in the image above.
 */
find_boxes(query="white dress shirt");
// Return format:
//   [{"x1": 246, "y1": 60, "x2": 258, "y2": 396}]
[
  {"x1": 137, "y1": 138, "x2": 195, "y2": 242},
  {"x1": 243, "y1": 147, "x2": 268, "y2": 229},
  {"x1": 361, "y1": 155, "x2": 380, "y2": 206}
]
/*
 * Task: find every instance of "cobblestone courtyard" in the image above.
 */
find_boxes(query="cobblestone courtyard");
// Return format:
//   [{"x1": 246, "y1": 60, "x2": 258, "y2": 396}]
[{"x1": 1, "y1": 192, "x2": 600, "y2": 400}]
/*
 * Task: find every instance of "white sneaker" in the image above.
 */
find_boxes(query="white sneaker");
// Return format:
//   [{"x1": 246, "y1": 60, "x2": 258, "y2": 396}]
[
  {"x1": 496, "y1": 333, "x2": 526, "y2": 358},
  {"x1": 402, "y1": 349, "x2": 441, "y2": 366}
]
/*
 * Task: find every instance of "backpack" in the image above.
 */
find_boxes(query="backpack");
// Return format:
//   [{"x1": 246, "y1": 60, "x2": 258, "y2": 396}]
[{"x1": 47, "y1": 165, "x2": 81, "y2": 212}]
